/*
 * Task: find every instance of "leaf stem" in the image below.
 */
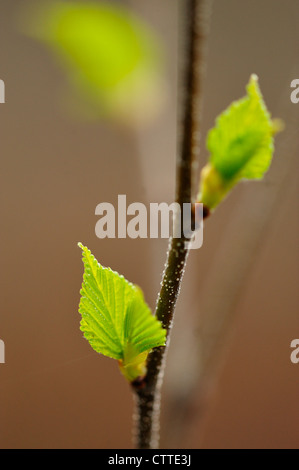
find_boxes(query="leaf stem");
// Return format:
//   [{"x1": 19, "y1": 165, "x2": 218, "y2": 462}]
[{"x1": 132, "y1": 0, "x2": 212, "y2": 449}]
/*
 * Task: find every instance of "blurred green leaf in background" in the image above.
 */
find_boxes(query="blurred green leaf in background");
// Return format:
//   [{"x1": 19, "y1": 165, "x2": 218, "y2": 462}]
[{"x1": 21, "y1": 1, "x2": 166, "y2": 127}]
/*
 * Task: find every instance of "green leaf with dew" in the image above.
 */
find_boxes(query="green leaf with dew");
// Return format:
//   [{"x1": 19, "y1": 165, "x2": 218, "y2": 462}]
[{"x1": 78, "y1": 243, "x2": 166, "y2": 381}]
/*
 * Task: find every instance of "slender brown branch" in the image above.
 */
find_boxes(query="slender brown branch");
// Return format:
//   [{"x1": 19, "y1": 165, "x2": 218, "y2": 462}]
[{"x1": 132, "y1": 0, "x2": 212, "y2": 449}]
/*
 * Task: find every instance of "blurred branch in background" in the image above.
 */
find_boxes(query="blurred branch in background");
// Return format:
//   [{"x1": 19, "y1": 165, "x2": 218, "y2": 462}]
[{"x1": 162, "y1": 83, "x2": 299, "y2": 448}]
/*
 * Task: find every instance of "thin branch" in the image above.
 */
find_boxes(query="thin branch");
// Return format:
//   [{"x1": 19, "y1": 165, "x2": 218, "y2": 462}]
[{"x1": 132, "y1": 0, "x2": 212, "y2": 449}]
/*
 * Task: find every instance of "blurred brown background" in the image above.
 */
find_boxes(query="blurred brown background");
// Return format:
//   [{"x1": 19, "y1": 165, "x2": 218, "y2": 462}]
[{"x1": 0, "y1": 0, "x2": 298, "y2": 449}]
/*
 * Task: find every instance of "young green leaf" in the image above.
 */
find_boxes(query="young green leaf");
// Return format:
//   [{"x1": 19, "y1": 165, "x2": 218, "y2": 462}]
[
  {"x1": 198, "y1": 74, "x2": 283, "y2": 210},
  {"x1": 78, "y1": 243, "x2": 166, "y2": 381}
]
